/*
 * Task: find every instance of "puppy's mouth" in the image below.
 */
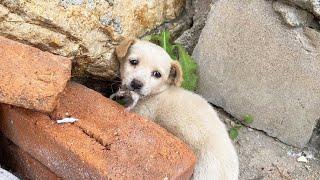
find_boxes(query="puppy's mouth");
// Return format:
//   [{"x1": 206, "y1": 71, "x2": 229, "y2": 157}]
[
  {"x1": 128, "y1": 87, "x2": 139, "y2": 92},
  {"x1": 124, "y1": 85, "x2": 145, "y2": 97},
  {"x1": 131, "y1": 89, "x2": 145, "y2": 97}
]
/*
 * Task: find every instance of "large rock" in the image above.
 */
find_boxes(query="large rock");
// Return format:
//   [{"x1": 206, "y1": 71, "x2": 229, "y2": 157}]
[
  {"x1": 193, "y1": 0, "x2": 320, "y2": 147},
  {"x1": 0, "y1": 36, "x2": 71, "y2": 112},
  {"x1": 0, "y1": 0, "x2": 184, "y2": 79}
]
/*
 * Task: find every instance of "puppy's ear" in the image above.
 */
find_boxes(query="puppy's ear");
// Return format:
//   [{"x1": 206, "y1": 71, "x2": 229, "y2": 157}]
[
  {"x1": 169, "y1": 61, "x2": 183, "y2": 87},
  {"x1": 115, "y1": 38, "x2": 135, "y2": 59}
]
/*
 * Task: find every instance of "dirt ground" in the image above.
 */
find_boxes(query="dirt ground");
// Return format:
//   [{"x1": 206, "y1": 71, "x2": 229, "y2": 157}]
[{"x1": 217, "y1": 109, "x2": 320, "y2": 180}]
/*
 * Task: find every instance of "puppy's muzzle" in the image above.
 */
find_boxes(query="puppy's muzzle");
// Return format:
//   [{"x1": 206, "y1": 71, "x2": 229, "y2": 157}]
[{"x1": 130, "y1": 79, "x2": 143, "y2": 90}]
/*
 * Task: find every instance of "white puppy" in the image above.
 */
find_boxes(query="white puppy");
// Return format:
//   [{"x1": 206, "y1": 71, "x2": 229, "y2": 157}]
[{"x1": 115, "y1": 38, "x2": 239, "y2": 180}]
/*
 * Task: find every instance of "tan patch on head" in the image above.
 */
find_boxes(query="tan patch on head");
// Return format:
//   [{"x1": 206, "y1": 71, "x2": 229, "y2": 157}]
[
  {"x1": 170, "y1": 60, "x2": 183, "y2": 87},
  {"x1": 115, "y1": 38, "x2": 136, "y2": 59}
]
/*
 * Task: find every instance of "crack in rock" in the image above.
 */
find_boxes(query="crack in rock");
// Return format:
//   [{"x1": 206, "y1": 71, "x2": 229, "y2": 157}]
[{"x1": 213, "y1": 103, "x2": 310, "y2": 149}]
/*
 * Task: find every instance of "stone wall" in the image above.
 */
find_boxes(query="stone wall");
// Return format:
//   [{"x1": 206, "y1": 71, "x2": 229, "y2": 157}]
[{"x1": 192, "y1": 0, "x2": 320, "y2": 148}]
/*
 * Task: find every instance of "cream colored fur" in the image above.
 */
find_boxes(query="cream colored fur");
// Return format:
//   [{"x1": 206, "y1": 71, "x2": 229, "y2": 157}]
[{"x1": 116, "y1": 39, "x2": 239, "y2": 180}]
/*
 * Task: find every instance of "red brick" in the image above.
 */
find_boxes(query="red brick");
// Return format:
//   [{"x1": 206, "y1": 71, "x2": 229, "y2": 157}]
[
  {"x1": 0, "y1": 136, "x2": 59, "y2": 180},
  {"x1": 0, "y1": 82, "x2": 196, "y2": 179},
  {"x1": 0, "y1": 36, "x2": 71, "y2": 112}
]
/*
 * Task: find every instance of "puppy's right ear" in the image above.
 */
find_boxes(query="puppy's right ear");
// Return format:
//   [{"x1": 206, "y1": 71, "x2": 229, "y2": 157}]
[
  {"x1": 115, "y1": 38, "x2": 135, "y2": 59},
  {"x1": 169, "y1": 61, "x2": 183, "y2": 87}
]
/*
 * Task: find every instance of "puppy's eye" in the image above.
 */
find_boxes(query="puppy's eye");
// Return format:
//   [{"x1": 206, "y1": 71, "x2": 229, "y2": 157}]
[
  {"x1": 152, "y1": 71, "x2": 161, "y2": 78},
  {"x1": 129, "y1": 59, "x2": 139, "y2": 66}
]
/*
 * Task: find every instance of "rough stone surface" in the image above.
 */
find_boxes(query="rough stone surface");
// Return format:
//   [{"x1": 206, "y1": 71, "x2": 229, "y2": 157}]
[
  {"x1": 285, "y1": 0, "x2": 320, "y2": 18},
  {"x1": 144, "y1": 0, "x2": 193, "y2": 42},
  {"x1": 273, "y1": 0, "x2": 314, "y2": 27},
  {"x1": 0, "y1": 0, "x2": 184, "y2": 79},
  {"x1": 193, "y1": 0, "x2": 320, "y2": 147},
  {"x1": 217, "y1": 111, "x2": 320, "y2": 180},
  {"x1": 0, "y1": 136, "x2": 59, "y2": 180},
  {"x1": 0, "y1": 82, "x2": 196, "y2": 179},
  {"x1": 175, "y1": 0, "x2": 212, "y2": 53},
  {"x1": 0, "y1": 168, "x2": 19, "y2": 180},
  {"x1": 0, "y1": 36, "x2": 71, "y2": 112}
]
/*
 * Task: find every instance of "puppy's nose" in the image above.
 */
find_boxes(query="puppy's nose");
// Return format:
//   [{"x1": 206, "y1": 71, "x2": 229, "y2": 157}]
[{"x1": 130, "y1": 79, "x2": 143, "y2": 90}]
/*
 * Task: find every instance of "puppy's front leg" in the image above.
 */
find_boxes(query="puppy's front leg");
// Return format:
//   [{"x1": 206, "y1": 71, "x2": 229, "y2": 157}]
[{"x1": 125, "y1": 91, "x2": 140, "y2": 111}]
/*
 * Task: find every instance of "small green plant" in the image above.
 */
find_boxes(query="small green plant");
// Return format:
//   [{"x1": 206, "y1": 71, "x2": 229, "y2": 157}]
[
  {"x1": 144, "y1": 30, "x2": 198, "y2": 91},
  {"x1": 229, "y1": 124, "x2": 242, "y2": 140},
  {"x1": 243, "y1": 114, "x2": 254, "y2": 124},
  {"x1": 229, "y1": 114, "x2": 254, "y2": 141}
]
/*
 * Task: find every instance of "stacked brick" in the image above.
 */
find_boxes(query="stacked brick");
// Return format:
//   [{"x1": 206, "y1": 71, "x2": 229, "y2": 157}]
[
  {"x1": 0, "y1": 37, "x2": 196, "y2": 179},
  {"x1": 0, "y1": 36, "x2": 71, "y2": 112}
]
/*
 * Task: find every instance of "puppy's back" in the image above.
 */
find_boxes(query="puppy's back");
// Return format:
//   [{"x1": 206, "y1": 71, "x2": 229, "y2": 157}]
[
  {"x1": 135, "y1": 87, "x2": 239, "y2": 179},
  {"x1": 158, "y1": 87, "x2": 239, "y2": 179}
]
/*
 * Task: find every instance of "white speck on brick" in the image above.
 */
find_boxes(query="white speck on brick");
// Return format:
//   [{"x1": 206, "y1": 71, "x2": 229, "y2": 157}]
[{"x1": 57, "y1": 117, "x2": 79, "y2": 124}]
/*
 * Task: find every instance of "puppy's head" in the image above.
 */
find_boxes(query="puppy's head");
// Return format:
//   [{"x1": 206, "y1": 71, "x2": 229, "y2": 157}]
[{"x1": 115, "y1": 38, "x2": 183, "y2": 97}]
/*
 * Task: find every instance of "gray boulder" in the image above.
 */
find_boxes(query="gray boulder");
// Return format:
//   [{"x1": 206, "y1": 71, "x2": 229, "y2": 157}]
[{"x1": 193, "y1": 0, "x2": 320, "y2": 147}]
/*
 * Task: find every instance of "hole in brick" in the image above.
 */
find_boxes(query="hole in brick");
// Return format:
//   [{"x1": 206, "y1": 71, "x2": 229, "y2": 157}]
[{"x1": 105, "y1": 144, "x2": 111, "y2": 151}]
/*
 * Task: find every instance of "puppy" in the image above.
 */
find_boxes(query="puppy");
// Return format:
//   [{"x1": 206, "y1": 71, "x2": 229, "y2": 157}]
[{"x1": 114, "y1": 38, "x2": 239, "y2": 180}]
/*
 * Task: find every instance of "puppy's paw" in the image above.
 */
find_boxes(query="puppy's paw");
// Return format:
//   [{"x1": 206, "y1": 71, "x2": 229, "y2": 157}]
[
  {"x1": 125, "y1": 91, "x2": 140, "y2": 111},
  {"x1": 125, "y1": 106, "x2": 134, "y2": 112}
]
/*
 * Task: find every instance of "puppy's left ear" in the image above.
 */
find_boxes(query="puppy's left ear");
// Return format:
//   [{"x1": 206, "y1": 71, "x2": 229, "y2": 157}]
[
  {"x1": 115, "y1": 38, "x2": 136, "y2": 59},
  {"x1": 169, "y1": 61, "x2": 183, "y2": 87}
]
